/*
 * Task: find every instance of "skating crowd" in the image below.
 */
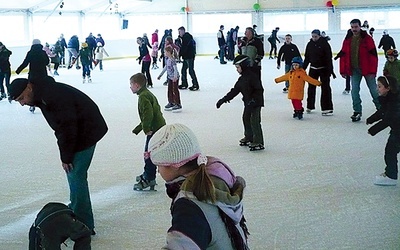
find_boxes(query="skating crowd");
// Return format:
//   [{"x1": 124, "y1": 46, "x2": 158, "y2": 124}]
[{"x1": 2, "y1": 18, "x2": 399, "y2": 249}]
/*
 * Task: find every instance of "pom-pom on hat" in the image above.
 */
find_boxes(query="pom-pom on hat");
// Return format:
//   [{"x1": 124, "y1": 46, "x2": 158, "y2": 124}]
[
  {"x1": 148, "y1": 124, "x2": 207, "y2": 168},
  {"x1": 32, "y1": 39, "x2": 41, "y2": 45}
]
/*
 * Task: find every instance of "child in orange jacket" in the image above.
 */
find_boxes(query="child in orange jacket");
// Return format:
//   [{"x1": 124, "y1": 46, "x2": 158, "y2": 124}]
[{"x1": 275, "y1": 57, "x2": 321, "y2": 119}]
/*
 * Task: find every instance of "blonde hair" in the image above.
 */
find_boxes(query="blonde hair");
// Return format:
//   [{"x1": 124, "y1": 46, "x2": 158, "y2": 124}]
[
  {"x1": 130, "y1": 73, "x2": 147, "y2": 87},
  {"x1": 180, "y1": 159, "x2": 216, "y2": 203}
]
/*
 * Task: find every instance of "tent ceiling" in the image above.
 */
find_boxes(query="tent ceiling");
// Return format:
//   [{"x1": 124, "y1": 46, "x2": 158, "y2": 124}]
[{"x1": 0, "y1": 0, "x2": 152, "y2": 14}]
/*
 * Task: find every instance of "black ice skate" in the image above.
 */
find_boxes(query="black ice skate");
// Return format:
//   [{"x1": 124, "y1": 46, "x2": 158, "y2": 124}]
[
  {"x1": 133, "y1": 175, "x2": 156, "y2": 191},
  {"x1": 249, "y1": 143, "x2": 265, "y2": 151},
  {"x1": 351, "y1": 112, "x2": 361, "y2": 122},
  {"x1": 239, "y1": 137, "x2": 252, "y2": 146}
]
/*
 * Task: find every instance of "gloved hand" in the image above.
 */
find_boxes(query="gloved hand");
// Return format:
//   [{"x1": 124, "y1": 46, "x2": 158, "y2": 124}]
[
  {"x1": 366, "y1": 117, "x2": 373, "y2": 125},
  {"x1": 247, "y1": 99, "x2": 256, "y2": 108},
  {"x1": 216, "y1": 98, "x2": 225, "y2": 109}
]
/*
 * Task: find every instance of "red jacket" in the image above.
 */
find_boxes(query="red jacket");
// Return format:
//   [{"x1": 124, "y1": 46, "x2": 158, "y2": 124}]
[{"x1": 339, "y1": 29, "x2": 378, "y2": 76}]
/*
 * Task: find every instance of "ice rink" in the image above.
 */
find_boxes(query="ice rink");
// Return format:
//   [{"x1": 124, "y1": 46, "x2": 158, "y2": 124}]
[{"x1": 1, "y1": 55, "x2": 399, "y2": 249}]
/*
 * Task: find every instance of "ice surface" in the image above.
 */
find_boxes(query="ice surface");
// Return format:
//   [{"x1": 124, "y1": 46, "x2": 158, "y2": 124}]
[{"x1": 0, "y1": 55, "x2": 399, "y2": 249}]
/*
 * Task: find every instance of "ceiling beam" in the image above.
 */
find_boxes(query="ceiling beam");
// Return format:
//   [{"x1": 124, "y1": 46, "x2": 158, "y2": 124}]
[{"x1": 29, "y1": 0, "x2": 61, "y2": 13}]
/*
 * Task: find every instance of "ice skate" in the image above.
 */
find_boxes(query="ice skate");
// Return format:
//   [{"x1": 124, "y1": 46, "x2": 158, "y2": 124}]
[
  {"x1": 282, "y1": 87, "x2": 288, "y2": 93},
  {"x1": 321, "y1": 110, "x2": 333, "y2": 116},
  {"x1": 88, "y1": 77, "x2": 92, "y2": 83},
  {"x1": 82, "y1": 76, "x2": 86, "y2": 83},
  {"x1": 249, "y1": 143, "x2": 265, "y2": 151},
  {"x1": 351, "y1": 112, "x2": 361, "y2": 122},
  {"x1": 133, "y1": 175, "x2": 156, "y2": 191},
  {"x1": 239, "y1": 137, "x2": 252, "y2": 146},
  {"x1": 29, "y1": 106, "x2": 35, "y2": 113}
]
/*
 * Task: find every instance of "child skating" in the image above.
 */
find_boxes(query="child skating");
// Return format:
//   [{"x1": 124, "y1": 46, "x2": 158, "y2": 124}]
[
  {"x1": 79, "y1": 42, "x2": 92, "y2": 83},
  {"x1": 366, "y1": 75, "x2": 400, "y2": 186},
  {"x1": 151, "y1": 42, "x2": 159, "y2": 69},
  {"x1": 130, "y1": 73, "x2": 166, "y2": 191},
  {"x1": 275, "y1": 57, "x2": 321, "y2": 119},
  {"x1": 216, "y1": 55, "x2": 265, "y2": 151},
  {"x1": 383, "y1": 49, "x2": 400, "y2": 85},
  {"x1": 157, "y1": 46, "x2": 182, "y2": 112},
  {"x1": 94, "y1": 42, "x2": 109, "y2": 71}
]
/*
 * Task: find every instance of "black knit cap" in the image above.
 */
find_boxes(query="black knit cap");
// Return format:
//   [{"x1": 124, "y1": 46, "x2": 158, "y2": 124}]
[{"x1": 9, "y1": 78, "x2": 29, "y2": 100}]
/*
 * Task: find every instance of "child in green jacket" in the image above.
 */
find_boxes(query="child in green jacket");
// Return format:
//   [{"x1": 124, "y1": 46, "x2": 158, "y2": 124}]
[{"x1": 130, "y1": 73, "x2": 166, "y2": 190}]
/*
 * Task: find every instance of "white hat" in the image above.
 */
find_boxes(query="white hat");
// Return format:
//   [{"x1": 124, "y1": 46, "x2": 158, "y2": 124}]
[
  {"x1": 32, "y1": 39, "x2": 41, "y2": 45},
  {"x1": 149, "y1": 124, "x2": 207, "y2": 168}
]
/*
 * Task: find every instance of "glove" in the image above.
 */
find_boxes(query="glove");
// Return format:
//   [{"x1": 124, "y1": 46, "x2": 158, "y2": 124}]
[
  {"x1": 366, "y1": 117, "x2": 373, "y2": 125},
  {"x1": 247, "y1": 99, "x2": 256, "y2": 108},
  {"x1": 216, "y1": 98, "x2": 225, "y2": 109}
]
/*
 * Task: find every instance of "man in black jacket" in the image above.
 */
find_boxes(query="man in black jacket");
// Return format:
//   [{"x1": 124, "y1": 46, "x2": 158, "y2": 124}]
[
  {"x1": 178, "y1": 26, "x2": 199, "y2": 91},
  {"x1": 378, "y1": 30, "x2": 396, "y2": 57},
  {"x1": 303, "y1": 29, "x2": 335, "y2": 115},
  {"x1": 9, "y1": 76, "x2": 108, "y2": 234}
]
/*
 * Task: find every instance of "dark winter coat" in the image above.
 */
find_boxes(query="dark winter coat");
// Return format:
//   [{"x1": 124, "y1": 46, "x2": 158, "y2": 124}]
[
  {"x1": 59, "y1": 37, "x2": 67, "y2": 49},
  {"x1": 179, "y1": 32, "x2": 196, "y2": 60},
  {"x1": 95, "y1": 36, "x2": 105, "y2": 47},
  {"x1": 378, "y1": 35, "x2": 396, "y2": 51},
  {"x1": 277, "y1": 43, "x2": 301, "y2": 66},
  {"x1": 241, "y1": 37, "x2": 264, "y2": 68},
  {"x1": 303, "y1": 37, "x2": 334, "y2": 75},
  {"x1": 268, "y1": 30, "x2": 280, "y2": 44},
  {"x1": 16, "y1": 44, "x2": 49, "y2": 80},
  {"x1": 30, "y1": 76, "x2": 108, "y2": 163},
  {"x1": 339, "y1": 29, "x2": 378, "y2": 76},
  {"x1": 367, "y1": 92, "x2": 400, "y2": 136},
  {"x1": 138, "y1": 43, "x2": 151, "y2": 62},
  {"x1": 0, "y1": 46, "x2": 12, "y2": 73},
  {"x1": 79, "y1": 47, "x2": 92, "y2": 66},
  {"x1": 67, "y1": 36, "x2": 79, "y2": 51},
  {"x1": 217, "y1": 29, "x2": 225, "y2": 47},
  {"x1": 221, "y1": 68, "x2": 264, "y2": 107},
  {"x1": 85, "y1": 35, "x2": 97, "y2": 50}
]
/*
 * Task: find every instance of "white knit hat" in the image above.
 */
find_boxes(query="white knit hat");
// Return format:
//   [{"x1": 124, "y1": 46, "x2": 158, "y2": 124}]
[
  {"x1": 149, "y1": 124, "x2": 207, "y2": 168},
  {"x1": 32, "y1": 39, "x2": 41, "y2": 45}
]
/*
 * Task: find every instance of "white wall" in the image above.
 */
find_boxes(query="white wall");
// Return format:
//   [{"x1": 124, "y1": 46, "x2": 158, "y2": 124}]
[{"x1": 8, "y1": 29, "x2": 399, "y2": 73}]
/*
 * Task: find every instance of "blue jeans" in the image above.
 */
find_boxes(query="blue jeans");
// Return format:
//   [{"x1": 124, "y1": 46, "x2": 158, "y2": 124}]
[
  {"x1": 143, "y1": 134, "x2": 157, "y2": 181},
  {"x1": 82, "y1": 65, "x2": 91, "y2": 77},
  {"x1": 351, "y1": 69, "x2": 380, "y2": 113},
  {"x1": 67, "y1": 145, "x2": 96, "y2": 230},
  {"x1": 284, "y1": 64, "x2": 291, "y2": 88},
  {"x1": 181, "y1": 58, "x2": 198, "y2": 87},
  {"x1": 0, "y1": 71, "x2": 10, "y2": 95},
  {"x1": 219, "y1": 45, "x2": 226, "y2": 63}
]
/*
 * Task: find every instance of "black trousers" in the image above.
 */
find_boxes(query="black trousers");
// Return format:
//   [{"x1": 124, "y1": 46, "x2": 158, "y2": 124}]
[{"x1": 306, "y1": 68, "x2": 333, "y2": 111}]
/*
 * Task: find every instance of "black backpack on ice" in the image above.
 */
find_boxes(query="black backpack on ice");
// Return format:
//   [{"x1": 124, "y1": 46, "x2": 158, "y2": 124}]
[{"x1": 29, "y1": 202, "x2": 91, "y2": 250}]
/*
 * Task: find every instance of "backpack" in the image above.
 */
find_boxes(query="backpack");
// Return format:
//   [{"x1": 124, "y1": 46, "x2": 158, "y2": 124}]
[
  {"x1": 28, "y1": 202, "x2": 91, "y2": 250},
  {"x1": 29, "y1": 203, "x2": 73, "y2": 250},
  {"x1": 192, "y1": 38, "x2": 197, "y2": 55}
]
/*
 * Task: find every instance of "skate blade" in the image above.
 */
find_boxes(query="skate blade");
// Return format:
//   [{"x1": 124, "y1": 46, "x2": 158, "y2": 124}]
[{"x1": 133, "y1": 186, "x2": 157, "y2": 191}]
